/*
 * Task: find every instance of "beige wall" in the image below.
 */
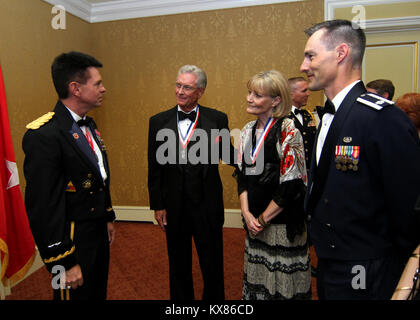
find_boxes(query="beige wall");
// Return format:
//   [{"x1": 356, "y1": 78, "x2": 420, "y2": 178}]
[
  {"x1": 365, "y1": 32, "x2": 419, "y2": 99},
  {"x1": 333, "y1": 1, "x2": 420, "y2": 100},
  {"x1": 1, "y1": 0, "x2": 324, "y2": 210},
  {"x1": 0, "y1": 0, "x2": 93, "y2": 195}
]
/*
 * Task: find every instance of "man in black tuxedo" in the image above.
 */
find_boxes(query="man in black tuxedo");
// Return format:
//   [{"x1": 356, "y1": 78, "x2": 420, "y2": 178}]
[
  {"x1": 148, "y1": 65, "x2": 234, "y2": 300},
  {"x1": 287, "y1": 77, "x2": 317, "y2": 172},
  {"x1": 23, "y1": 52, "x2": 115, "y2": 300},
  {"x1": 301, "y1": 20, "x2": 420, "y2": 299}
]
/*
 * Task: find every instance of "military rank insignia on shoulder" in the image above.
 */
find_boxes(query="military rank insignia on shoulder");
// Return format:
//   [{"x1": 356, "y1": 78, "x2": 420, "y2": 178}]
[
  {"x1": 26, "y1": 112, "x2": 55, "y2": 129},
  {"x1": 357, "y1": 93, "x2": 394, "y2": 111}
]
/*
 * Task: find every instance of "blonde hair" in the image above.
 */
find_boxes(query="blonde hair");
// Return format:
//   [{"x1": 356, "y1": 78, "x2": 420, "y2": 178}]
[{"x1": 247, "y1": 70, "x2": 292, "y2": 119}]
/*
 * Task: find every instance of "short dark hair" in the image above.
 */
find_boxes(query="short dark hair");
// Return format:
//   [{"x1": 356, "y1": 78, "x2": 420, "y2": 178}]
[
  {"x1": 305, "y1": 19, "x2": 366, "y2": 68},
  {"x1": 366, "y1": 79, "x2": 395, "y2": 100},
  {"x1": 51, "y1": 51, "x2": 103, "y2": 99}
]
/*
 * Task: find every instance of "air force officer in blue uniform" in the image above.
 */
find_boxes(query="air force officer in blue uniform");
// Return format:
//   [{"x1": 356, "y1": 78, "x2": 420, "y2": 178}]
[{"x1": 301, "y1": 20, "x2": 420, "y2": 299}]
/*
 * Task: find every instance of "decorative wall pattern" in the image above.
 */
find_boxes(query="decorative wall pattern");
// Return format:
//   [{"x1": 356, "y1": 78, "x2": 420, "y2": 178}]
[
  {"x1": 92, "y1": 0, "x2": 324, "y2": 208},
  {"x1": 1, "y1": 0, "x2": 324, "y2": 210}
]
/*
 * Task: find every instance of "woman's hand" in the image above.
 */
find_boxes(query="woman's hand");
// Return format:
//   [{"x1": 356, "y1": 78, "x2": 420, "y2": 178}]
[{"x1": 243, "y1": 210, "x2": 263, "y2": 237}]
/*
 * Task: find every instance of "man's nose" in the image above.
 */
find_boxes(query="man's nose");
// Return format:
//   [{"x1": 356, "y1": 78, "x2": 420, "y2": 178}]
[{"x1": 300, "y1": 60, "x2": 308, "y2": 73}]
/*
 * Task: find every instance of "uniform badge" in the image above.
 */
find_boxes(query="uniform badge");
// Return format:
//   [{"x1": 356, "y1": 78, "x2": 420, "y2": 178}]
[
  {"x1": 94, "y1": 129, "x2": 106, "y2": 151},
  {"x1": 357, "y1": 93, "x2": 393, "y2": 111},
  {"x1": 343, "y1": 137, "x2": 352, "y2": 143},
  {"x1": 82, "y1": 179, "x2": 92, "y2": 189},
  {"x1": 308, "y1": 120, "x2": 316, "y2": 127},
  {"x1": 66, "y1": 181, "x2": 76, "y2": 192},
  {"x1": 335, "y1": 145, "x2": 360, "y2": 172},
  {"x1": 73, "y1": 133, "x2": 79, "y2": 140}
]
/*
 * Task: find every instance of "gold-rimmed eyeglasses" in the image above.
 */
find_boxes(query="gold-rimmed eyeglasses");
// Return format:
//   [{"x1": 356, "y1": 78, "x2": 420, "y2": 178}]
[{"x1": 175, "y1": 82, "x2": 197, "y2": 92}]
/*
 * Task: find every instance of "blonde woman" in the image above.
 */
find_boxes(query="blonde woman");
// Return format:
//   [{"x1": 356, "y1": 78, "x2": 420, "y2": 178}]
[{"x1": 235, "y1": 70, "x2": 311, "y2": 299}]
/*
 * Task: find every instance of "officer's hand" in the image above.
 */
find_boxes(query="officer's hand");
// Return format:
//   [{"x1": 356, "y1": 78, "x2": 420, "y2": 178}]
[
  {"x1": 154, "y1": 209, "x2": 167, "y2": 232},
  {"x1": 65, "y1": 264, "x2": 83, "y2": 289},
  {"x1": 107, "y1": 222, "x2": 115, "y2": 245}
]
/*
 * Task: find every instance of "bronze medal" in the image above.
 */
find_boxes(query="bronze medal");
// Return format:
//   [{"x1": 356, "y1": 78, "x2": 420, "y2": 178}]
[{"x1": 82, "y1": 179, "x2": 92, "y2": 189}]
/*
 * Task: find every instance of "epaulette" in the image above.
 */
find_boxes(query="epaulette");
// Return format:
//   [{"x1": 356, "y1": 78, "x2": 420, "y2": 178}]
[
  {"x1": 357, "y1": 93, "x2": 394, "y2": 111},
  {"x1": 26, "y1": 112, "x2": 55, "y2": 130}
]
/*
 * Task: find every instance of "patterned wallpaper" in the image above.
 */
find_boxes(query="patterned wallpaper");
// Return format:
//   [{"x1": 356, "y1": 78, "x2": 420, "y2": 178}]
[
  {"x1": 2, "y1": 0, "x2": 324, "y2": 210},
  {"x1": 92, "y1": 0, "x2": 324, "y2": 208},
  {"x1": 0, "y1": 0, "x2": 93, "y2": 202}
]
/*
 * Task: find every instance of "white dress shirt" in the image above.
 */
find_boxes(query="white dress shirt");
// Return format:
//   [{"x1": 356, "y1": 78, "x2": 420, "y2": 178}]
[
  {"x1": 177, "y1": 105, "x2": 198, "y2": 138},
  {"x1": 292, "y1": 105, "x2": 304, "y2": 126},
  {"x1": 65, "y1": 106, "x2": 108, "y2": 181},
  {"x1": 316, "y1": 80, "x2": 360, "y2": 164}
]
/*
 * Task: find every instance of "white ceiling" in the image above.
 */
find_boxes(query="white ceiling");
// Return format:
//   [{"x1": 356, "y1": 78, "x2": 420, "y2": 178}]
[{"x1": 44, "y1": 0, "x2": 302, "y2": 23}]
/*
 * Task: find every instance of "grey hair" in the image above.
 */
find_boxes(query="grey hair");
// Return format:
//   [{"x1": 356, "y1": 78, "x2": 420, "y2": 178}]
[
  {"x1": 288, "y1": 77, "x2": 307, "y2": 91},
  {"x1": 177, "y1": 65, "x2": 207, "y2": 89}
]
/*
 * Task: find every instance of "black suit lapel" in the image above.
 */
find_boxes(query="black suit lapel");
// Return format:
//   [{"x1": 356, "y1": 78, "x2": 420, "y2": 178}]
[
  {"x1": 306, "y1": 82, "x2": 366, "y2": 211},
  {"x1": 164, "y1": 107, "x2": 181, "y2": 171},
  {"x1": 196, "y1": 106, "x2": 215, "y2": 179},
  {"x1": 54, "y1": 102, "x2": 102, "y2": 178},
  {"x1": 293, "y1": 112, "x2": 305, "y2": 130}
]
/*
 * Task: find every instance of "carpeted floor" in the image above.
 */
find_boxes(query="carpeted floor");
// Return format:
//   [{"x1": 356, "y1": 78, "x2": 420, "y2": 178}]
[{"x1": 5, "y1": 221, "x2": 317, "y2": 300}]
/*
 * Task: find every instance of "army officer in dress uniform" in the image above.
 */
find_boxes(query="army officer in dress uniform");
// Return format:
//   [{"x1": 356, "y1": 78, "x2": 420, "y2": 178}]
[
  {"x1": 287, "y1": 77, "x2": 317, "y2": 172},
  {"x1": 22, "y1": 51, "x2": 115, "y2": 300}
]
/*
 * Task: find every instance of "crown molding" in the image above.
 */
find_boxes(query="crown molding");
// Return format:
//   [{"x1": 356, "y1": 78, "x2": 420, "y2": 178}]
[
  {"x1": 44, "y1": 0, "x2": 92, "y2": 22},
  {"x1": 44, "y1": 0, "x2": 302, "y2": 23},
  {"x1": 325, "y1": 0, "x2": 420, "y2": 32},
  {"x1": 364, "y1": 16, "x2": 420, "y2": 33}
]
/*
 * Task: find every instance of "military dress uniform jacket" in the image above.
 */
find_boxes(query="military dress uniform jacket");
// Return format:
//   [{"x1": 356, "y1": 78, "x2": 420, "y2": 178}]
[
  {"x1": 305, "y1": 82, "x2": 420, "y2": 262},
  {"x1": 22, "y1": 101, "x2": 115, "y2": 273},
  {"x1": 288, "y1": 109, "x2": 317, "y2": 169}
]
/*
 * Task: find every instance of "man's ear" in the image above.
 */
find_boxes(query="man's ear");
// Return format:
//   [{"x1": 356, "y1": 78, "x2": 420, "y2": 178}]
[
  {"x1": 383, "y1": 92, "x2": 389, "y2": 99},
  {"x1": 336, "y1": 43, "x2": 350, "y2": 64},
  {"x1": 197, "y1": 88, "x2": 205, "y2": 99},
  {"x1": 68, "y1": 81, "x2": 80, "y2": 97}
]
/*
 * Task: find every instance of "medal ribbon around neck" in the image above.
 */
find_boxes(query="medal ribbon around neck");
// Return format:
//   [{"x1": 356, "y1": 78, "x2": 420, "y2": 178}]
[
  {"x1": 178, "y1": 108, "x2": 200, "y2": 149},
  {"x1": 251, "y1": 117, "x2": 277, "y2": 164}
]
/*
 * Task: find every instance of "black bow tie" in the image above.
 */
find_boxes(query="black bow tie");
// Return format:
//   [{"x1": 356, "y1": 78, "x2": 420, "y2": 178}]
[
  {"x1": 317, "y1": 100, "x2": 335, "y2": 118},
  {"x1": 294, "y1": 108, "x2": 304, "y2": 115},
  {"x1": 178, "y1": 110, "x2": 196, "y2": 122},
  {"x1": 77, "y1": 117, "x2": 92, "y2": 127}
]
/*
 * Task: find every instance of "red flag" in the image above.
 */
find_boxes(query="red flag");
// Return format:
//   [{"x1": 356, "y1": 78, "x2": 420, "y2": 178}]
[{"x1": 0, "y1": 64, "x2": 35, "y2": 287}]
